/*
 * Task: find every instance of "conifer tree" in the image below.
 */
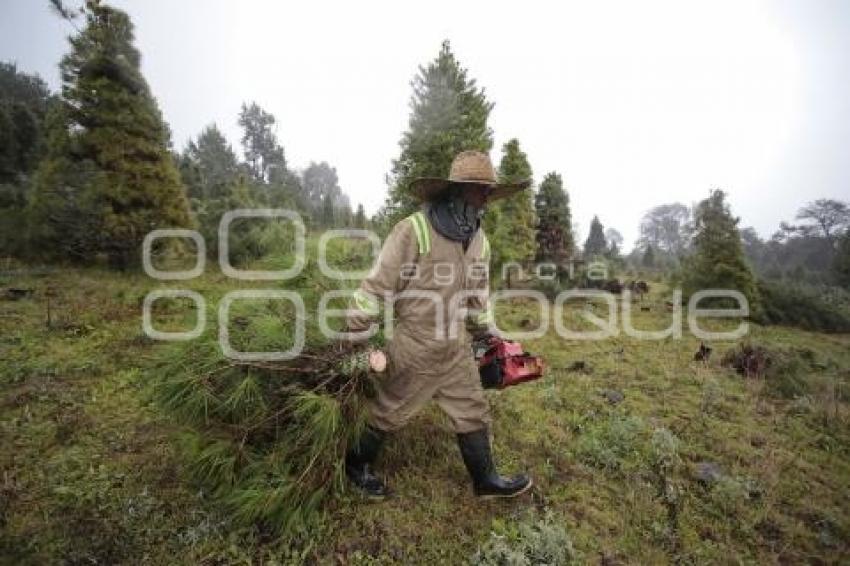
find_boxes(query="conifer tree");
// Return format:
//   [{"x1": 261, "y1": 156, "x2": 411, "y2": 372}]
[
  {"x1": 302, "y1": 161, "x2": 346, "y2": 226},
  {"x1": 642, "y1": 245, "x2": 656, "y2": 268},
  {"x1": 178, "y1": 124, "x2": 252, "y2": 258},
  {"x1": 236, "y1": 101, "x2": 298, "y2": 208},
  {"x1": 604, "y1": 227, "x2": 624, "y2": 260},
  {"x1": 379, "y1": 40, "x2": 493, "y2": 228},
  {"x1": 584, "y1": 215, "x2": 607, "y2": 258},
  {"x1": 320, "y1": 193, "x2": 336, "y2": 227},
  {"x1": 0, "y1": 62, "x2": 52, "y2": 183},
  {"x1": 832, "y1": 229, "x2": 850, "y2": 288},
  {"x1": 180, "y1": 124, "x2": 239, "y2": 201},
  {"x1": 534, "y1": 172, "x2": 575, "y2": 264},
  {"x1": 354, "y1": 203, "x2": 367, "y2": 229},
  {"x1": 238, "y1": 101, "x2": 286, "y2": 184},
  {"x1": 680, "y1": 189, "x2": 760, "y2": 311},
  {"x1": 338, "y1": 201, "x2": 353, "y2": 227},
  {"x1": 0, "y1": 62, "x2": 53, "y2": 256},
  {"x1": 484, "y1": 139, "x2": 536, "y2": 285},
  {"x1": 30, "y1": 1, "x2": 192, "y2": 268}
]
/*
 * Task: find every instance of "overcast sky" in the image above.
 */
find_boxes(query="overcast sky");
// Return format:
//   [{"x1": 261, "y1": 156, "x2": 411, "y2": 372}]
[{"x1": 3, "y1": 0, "x2": 849, "y2": 248}]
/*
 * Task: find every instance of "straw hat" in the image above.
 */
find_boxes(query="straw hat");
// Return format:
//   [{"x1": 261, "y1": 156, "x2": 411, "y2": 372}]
[{"x1": 410, "y1": 150, "x2": 531, "y2": 202}]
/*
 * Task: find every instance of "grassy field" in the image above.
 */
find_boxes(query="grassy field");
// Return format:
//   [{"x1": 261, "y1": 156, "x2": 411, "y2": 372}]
[{"x1": 1, "y1": 263, "x2": 848, "y2": 564}]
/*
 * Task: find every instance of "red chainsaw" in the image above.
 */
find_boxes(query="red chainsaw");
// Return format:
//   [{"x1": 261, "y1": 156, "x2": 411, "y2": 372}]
[{"x1": 474, "y1": 337, "x2": 545, "y2": 390}]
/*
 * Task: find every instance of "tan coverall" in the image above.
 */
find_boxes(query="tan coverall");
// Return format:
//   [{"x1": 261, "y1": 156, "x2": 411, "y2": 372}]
[{"x1": 347, "y1": 211, "x2": 495, "y2": 434}]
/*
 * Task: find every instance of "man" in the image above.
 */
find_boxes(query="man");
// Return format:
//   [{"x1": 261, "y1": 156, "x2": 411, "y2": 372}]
[{"x1": 343, "y1": 150, "x2": 533, "y2": 500}]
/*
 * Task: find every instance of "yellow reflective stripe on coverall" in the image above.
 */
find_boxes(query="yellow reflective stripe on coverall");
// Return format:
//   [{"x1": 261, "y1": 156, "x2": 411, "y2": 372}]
[{"x1": 352, "y1": 289, "x2": 379, "y2": 317}]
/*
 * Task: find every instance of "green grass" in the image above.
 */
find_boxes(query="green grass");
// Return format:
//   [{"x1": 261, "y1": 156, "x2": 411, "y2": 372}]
[{"x1": 1, "y1": 263, "x2": 848, "y2": 564}]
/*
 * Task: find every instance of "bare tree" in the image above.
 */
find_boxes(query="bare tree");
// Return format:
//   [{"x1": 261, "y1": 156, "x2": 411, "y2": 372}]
[
  {"x1": 791, "y1": 199, "x2": 850, "y2": 245},
  {"x1": 637, "y1": 203, "x2": 691, "y2": 254}
]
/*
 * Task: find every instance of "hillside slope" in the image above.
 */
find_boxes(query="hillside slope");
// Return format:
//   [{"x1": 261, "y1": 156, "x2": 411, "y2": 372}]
[{"x1": 1, "y1": 266, "x2": 848, "y2": 564}]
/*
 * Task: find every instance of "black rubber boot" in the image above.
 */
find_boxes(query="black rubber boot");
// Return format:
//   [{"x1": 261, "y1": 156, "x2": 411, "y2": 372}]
[
  {"x1": 345, "y1": 425, "x2": 390, "y2": 499},
  {"x1": 457, "y1": 428, "x2": 533, "y2": 499}
]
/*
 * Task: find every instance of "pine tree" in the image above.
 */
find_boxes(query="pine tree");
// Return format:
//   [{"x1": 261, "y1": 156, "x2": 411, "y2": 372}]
[
  {"x1": 320, "y1": 193, "x2": 336, "y2": 227},
  {"x1": 484, "y1": 139, "x2": 536, "y2": 286},
  {"x1": 604, "y1": 227, "x2": 624, "y2": 261},
  {"x1": 584, "y1": 215, "x2": 607, "y2": 258},
  {"x1": 30, "y1": 1, "x2": 192, "y2": 268},
  {"x1": 238, "y1": 101, "x2": 286, "y2": 184},
  {"x1": 302, "y1": 161, "x2": 347, "y2": 226},
  {"x1": 236, "y1": 101, "x2": 298, "y2": 209},
  {"x1": 0, "y1": 62, "x2": 53, "y2": 257},
  {"x1": 379, "y1": 40, "x2": 493, "y2": 228},
  {"x1": 180, "y1": 124, "x2": 239, "y2": 201},
  {"x1": 338, "y1": 202, "x2": 353, "y2": 227},
  {"x1": 0, "y1": 62, "x2": 52, "y2": 183},
  {"x1": 178, "y1": 124, "x2": 250, "y2": 258},
  {"x1": 833, "y1": 229, "x2": 850, "y2": 288},
  {"x1": 680, "y1": 189, "x2": 760, "y2": 311},
  {"x1": 642, "y1": 244, "x2": 656, "y2": 268},
  {"x1": 534, "y1": 172, "x2": 574, "y2": 264},
  {"x1": 354, "y1": 203, "x2": 367, "y2": 229},
  {"x1": 28, "y1": 101, "x2": 101, "y2": 260}
]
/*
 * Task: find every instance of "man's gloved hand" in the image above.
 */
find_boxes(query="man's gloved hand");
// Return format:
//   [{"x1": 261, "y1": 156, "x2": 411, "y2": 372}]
[
  {"x1": 473, "y1": 329, "x2": 502, "y2": 345},
  {"x1": 471, "y1": 330, "x2": 502, "y2": 360}
]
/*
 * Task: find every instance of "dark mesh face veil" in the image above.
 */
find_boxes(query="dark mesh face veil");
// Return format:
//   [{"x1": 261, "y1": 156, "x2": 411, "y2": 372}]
[
  {"x1": 426, "y1": 186, "x2": 484, "y2": 242},
  {"x1": 448, "y1": 191, "x2": 483, "y2": 235}
]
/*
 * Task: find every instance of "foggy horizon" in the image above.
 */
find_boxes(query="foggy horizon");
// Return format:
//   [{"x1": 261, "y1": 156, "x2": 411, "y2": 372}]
[{"x1": 3, "y1": 0, "x2": 849, "y2": 249}]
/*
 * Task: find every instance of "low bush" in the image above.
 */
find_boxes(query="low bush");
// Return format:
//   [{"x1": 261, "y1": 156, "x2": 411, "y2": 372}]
[
  {"x1": 756, "y1": 280, "x2": 850, "y2": 333},
  {"x1": 574, "y1": 414, "x2": 647, "y2": 472},
  {"x1": 472, "y1": 511, "x2": 579, "y2": 565},
  {"x1": 721, "y1": 342, "x2": 832, "y2": 399}
]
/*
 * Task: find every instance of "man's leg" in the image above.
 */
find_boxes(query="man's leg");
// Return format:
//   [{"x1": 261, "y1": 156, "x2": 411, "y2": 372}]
[
  {"x1": 435, "y1": 365, "x2": 533, "y2": 498},
  {"x1": 345, "y1": 424, "x2": 390, "y2": 499},
  {"x1": 455, "y1": 428, "x2": 533, "y2": 498},
  {"x1": 345, "y1": 366, "x2": 441, "y2": 498}
]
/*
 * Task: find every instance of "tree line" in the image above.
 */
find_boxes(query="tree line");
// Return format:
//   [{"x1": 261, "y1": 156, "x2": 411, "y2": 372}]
[
  {"x1": 0, "y1": 0, "x2": 365, "y2": 269},
  {"x1": 2, "y1": 1, "x2": 848, "y2": 330},
  {"x1": 373, "y1": 38, "x2": 849, "y2": 332}
]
